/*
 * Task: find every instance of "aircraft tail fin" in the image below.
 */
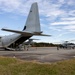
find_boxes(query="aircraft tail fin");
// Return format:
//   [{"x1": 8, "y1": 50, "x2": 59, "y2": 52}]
[
  {"x1": 23, "y1": 2, "x2": 41, "y2": 33},
  {"x1": 2, "y1": 3, "x2": 51, "y2": 37}
]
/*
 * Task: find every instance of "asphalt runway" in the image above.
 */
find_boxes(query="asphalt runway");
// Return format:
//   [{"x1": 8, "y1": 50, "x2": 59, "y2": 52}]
[{"x1": 0, "y1": 47, "x2": 75, "y2": 63}]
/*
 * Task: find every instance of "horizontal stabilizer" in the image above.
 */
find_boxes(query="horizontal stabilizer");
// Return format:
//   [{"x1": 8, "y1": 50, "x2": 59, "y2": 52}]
[
  {"x1": 2, "y1": 28, "x2": 51, "y2": 36},
  {"x1": 33, "y1": 33, "x2": 51, "y2": 36},
  {"x1": 40, "y1": 34, "x2": 51, "y2": 36},
  {"x1": 2, "y1": 28, "x2": 32, "y2": 36}
]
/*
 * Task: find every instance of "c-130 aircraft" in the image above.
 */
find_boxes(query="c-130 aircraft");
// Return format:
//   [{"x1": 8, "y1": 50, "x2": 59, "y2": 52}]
[{"x1": 0, "y1": 2, "x2": 50, "y2": 50}]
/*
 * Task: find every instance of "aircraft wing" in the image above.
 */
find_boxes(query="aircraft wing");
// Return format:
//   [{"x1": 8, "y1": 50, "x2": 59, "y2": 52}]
[{"x1": 1, "y1": 28, "x2": 32, "y2": 36}]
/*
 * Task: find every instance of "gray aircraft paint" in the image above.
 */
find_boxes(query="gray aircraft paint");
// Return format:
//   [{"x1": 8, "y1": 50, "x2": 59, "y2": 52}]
[{"x1": 25, "y1": 3, "x2": 41, "y2": 33}]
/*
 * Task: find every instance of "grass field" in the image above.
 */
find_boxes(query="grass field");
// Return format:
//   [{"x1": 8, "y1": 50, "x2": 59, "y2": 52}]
[{"x1": 0, "y1": 56, "x2": 75, "y2": 75}]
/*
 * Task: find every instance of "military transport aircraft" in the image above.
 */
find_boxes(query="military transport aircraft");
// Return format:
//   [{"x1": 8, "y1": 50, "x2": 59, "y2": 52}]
[
  {"x1": 58, "y1": 41, "x2": 75, "y2": 49},
  {"x1": 0, "y1": 2, "x2": 50, "y2": 50}
]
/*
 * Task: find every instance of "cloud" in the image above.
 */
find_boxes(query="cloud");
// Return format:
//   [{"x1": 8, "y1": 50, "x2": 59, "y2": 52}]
[
  {"x1": 0, "y1": 0, "x2": 74, "y2": 18},
  {"x1": 49, "y1": 27, "x2": 62, "y2": 31},
  {"x1": 61, "y1": 17, "x2": 75, "y2": 21},
  {"x1": 51, "y1": 21, "x2": 75, "y2": 25},
  {"x1": 63, "y1": 25, "x2": 75, "y2": 31},
  {"x1": 67, "y1": 0, "x2": 75, "y2": 5},
  {"x1": 50, "y1": 16, "x2": 75, "y2": 32},
  {"x1": 0, "y1": 0, "x2": 41, "y2": 15},
  {"x1": 69, "y1": 10, "x2": 75, "y2": 16},
  {"x1": 39, "y1": 0, "x2": 66, "y2": 18},
  {"x1": 56, "y1": 32, "x2": 70, "y2": 38},
  {"x1": 0, "y1": 0, "x2": 21, "y2": 11},
  {"x1": 0, "y1": 0, "x2": 66, "y2": 17},
  {"x1": 0, "y1": 0, "x2": 75, "y2": 33}
]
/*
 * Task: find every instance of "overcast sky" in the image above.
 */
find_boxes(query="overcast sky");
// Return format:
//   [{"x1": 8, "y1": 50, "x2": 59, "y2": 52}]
[{"x1": 0, "y1": 0, "x2": 75, "y2": 43}]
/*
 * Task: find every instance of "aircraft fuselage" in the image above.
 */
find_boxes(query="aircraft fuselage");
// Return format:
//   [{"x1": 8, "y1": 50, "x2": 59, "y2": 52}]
[{"x1": 0, "y1": 34, "x2": 32, "y2": 48}]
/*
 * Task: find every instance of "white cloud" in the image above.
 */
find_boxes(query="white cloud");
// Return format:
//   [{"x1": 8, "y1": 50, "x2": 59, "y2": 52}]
[
  {"x1": 64, "y1": 25, "x2": 75, "y2": 31},
  {"x1": 61, "y1": 17, "x2": 75, "y2": 21},
  {"x1": 39, "y1": 1, "x2": 65, "y2": 17},
  {"x1": 57, "y1": 32, "x2": 70, "y2": 37},
  {"x1": 49, "y1": 27, "x2": 62, "y2": 31},
  {"x1": 0, "y1": 0, "x2": 74, "y2": 19},
  {"x1": 51, "y1": 21, "x2": 75, "y2": 25},
  {"x1": 0, "y1": 0, "x2": 41, "y2": 15},
  {"x1": 58, "y1": 0, "x2": 65, "y2": 3},
  {"x1": 0, "y1": 0, "x2": 21, "y2": 11},
  {"x1": 50, "y1": 17, "x2": 75, "y2": 32},
  {"x1": 0, "y1": 0, "x2": 75, "y2": 33},
  {"x1": 69, "y1": 10, "x2": 75, "y2": 16},
  {"x1": 0, "y1": 0, "x2": 66, "y2": 17},
  {"x1": 67, "y1": 0, "x2": 75, "y2": 5}
]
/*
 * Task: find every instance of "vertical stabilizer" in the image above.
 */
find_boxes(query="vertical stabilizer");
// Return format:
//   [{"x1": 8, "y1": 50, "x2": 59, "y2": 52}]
[{"x1": 24, "y1": 3, "x2": 41, "y2": 33}]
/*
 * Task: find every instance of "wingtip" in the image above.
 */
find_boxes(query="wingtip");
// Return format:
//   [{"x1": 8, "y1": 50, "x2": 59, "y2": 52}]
[
  {"x1": 1, "y1": 28, "x2": 4, "y2": 30},
  {"x1": 1, "y1": 28, "x2": 6, "y2": 31}
]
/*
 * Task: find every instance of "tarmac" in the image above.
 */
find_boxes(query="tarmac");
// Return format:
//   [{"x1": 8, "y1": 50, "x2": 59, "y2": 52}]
[{"x1": 0, "y1": 47, "x2": 75, "y2": 63}]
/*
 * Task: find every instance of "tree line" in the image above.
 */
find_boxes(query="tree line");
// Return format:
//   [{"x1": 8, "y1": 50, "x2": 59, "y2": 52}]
[{"x1": 31, "y1": 42, "x2": 58, "y2": 47}]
